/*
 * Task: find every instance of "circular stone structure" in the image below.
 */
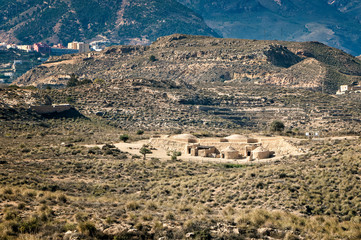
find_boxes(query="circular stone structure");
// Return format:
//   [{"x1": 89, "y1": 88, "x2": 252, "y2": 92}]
[
  {"x1": 170, "y1": 134, "x2": 198, "y2": 143},
  {"x1": 252, "y1": 146, "x2": 271, "y2": 159},
  {"x1": 221, "y1": 146, "x2": 239, "y2": 159}
]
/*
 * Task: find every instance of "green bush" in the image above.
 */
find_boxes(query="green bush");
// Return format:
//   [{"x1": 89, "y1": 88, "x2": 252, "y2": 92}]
[
  {"x1": 270, "y1": 120, "x2": 285, "y2": 132},
  {"x1": 19, "y1": 216, "x2": 41, "y2": 234},
  {"x1": 136, "y1": 129, "x2": 144, "y2": 135},
  {"x1": 120, "y1": 134, "x2": 129, "y2": 142}
]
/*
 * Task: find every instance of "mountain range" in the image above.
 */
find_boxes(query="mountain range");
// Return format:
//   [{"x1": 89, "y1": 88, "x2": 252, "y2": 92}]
[
  {"x1": 2, "y1": 0, "x2": 361, "y2": 55},
  {"x1": 177, "y1": 0, "x2": 361, "y2": 55},
  {"x1": 0, "y1": 0, "x2": 218, "y2": 45}
]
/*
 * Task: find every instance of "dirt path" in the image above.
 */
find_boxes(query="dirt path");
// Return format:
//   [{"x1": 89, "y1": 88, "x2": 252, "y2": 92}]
[{"x1": 42, "y1": 59, "x2": 76, "y2": 67}]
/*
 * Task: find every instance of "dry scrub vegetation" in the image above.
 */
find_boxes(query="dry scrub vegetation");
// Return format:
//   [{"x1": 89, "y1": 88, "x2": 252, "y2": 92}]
[{"x1": 0, "y1": 119, "x2": 361, "y2": 239}]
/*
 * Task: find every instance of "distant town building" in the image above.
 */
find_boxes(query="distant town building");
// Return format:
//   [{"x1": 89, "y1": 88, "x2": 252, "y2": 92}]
[
  {"x1": 336, "y1": 82, "x2": 361, "y2": 95},
  {"x1": 67, "y1": 41, "x2": 90, "y2": 53},
  {"x1": 17, "y1": 45, "x2": 33, "y2": 52},
  {"x1": 4, "y1": 72, "x2": 14, "y2": 77},
  {"x1": 0, "y1": 43, "x2": 7, "y2": 50},
  {"x1": 53, "y1": 43, "x2": 66, "y2": 48},
  {"x1": 6, "y1": 44, "x2": 17, "y2": 49},
  {"x1": 33, "y1": 43, "x2": 51, "y2": 55}
]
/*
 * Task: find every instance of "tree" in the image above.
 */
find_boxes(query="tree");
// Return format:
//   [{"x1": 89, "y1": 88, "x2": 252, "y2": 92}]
[
  {"x1": 120, "y1": 134, "x2": 129, "y2": 142},
  {"x1": 170, "y1": 151, "x2": 181, "y2": 160},
  {"x1": 270, "y1": 120, "x2": 285, "y2": 132},
  {"x1": 139, "y1": 145, "x2": 152, "y2": 160}
]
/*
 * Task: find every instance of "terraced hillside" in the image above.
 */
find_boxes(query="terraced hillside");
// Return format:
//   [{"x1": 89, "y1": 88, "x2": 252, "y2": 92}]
[
  {"x1": 3, "y1": 77, "x2": 361, "y2": 135},
  {"x1": 15, "y1": 35, "x2": 361, "y2": 93}
]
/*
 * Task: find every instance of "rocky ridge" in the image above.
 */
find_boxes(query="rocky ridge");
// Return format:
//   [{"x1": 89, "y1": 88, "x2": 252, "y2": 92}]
[{"x1": 15, "y1": 34, "x2": 361, "y2": 93}]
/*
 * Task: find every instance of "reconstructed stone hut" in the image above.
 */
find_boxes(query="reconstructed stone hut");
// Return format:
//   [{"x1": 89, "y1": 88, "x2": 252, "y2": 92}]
[
  {"x1": 187, "y1": 144, "x2": 218, "y2": 157},
  {"x1": 252, "y1": 146, "x2": 274, "y2": 159},
  {"x1": 221, "y1": 146, "x2": 239, "y2": 159}
]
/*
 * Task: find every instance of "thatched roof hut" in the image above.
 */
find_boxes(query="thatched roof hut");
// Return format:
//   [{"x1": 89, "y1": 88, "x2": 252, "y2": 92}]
[
  {"x1": 252, "y1": 146, "x2": 272, "y2": 159},
  {"x1": 221, "y1": 146, "x2": 239, "y2": 159}
]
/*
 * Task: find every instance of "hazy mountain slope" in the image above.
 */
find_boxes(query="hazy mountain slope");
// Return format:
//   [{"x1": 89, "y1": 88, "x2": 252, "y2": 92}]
[
  {"x1": 177, "y1": 0, "x2": 361, "y2": 55},
  {"x1": 0, "y1": 0, "x2": 218, "y2": 45},
  {"x1": 328, "y1": 0, "x2": 361, "y2": 21},
  {"x1": 14, "y1": 34, "x2": 361, "y2": 93}
]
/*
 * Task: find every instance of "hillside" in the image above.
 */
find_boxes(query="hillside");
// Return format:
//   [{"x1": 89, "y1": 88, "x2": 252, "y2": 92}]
[
  {"x1": 1, "y1": 85, "x2": 361, "y2": 239},
  {"x1": 5, "y1": 34, "x2": 361, "y2": 134},
  {"x1": 0, "y1": 0, "x2": 218, "y2": 45},
  {"x1": 15, "y1": 34, "x2": 361, "y2": 93},
  {"x1": 177, "y1": 0, "x2": 361, "y2": 55}
]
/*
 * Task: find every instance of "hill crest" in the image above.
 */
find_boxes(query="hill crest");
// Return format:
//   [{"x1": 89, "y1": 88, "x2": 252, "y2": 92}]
[{"x1": 15, "y1": 34, "x2": 361, "y2": 93}]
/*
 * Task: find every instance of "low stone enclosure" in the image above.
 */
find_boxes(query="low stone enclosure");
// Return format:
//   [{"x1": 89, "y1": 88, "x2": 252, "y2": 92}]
[
  {"x1": 30, "y1": 104, "x2": 72, "y2": 114},
  {"x1": 149, "y1": 134, "x2": 302, "y2": 160}
]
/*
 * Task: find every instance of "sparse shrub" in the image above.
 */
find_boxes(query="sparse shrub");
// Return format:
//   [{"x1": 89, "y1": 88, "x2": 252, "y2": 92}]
[
  {"x1": 67, "y1": 73, "x2": 79, "y2": 87},
  {"x1": 170, "y1": 151, "x2": 181, "y2": 160},
  {"x1": 105, "y1": 216, "x2": 115, "y2": 224},
  {"x1": 57, "y1": 194, "x2": 67, "y2": 203},
  {"x1": 75, "y1": 212, "x2": 89, "y2": 222},
  {"x1": 142, "y1": 214, "x2": 153, "y2": 221},
  {"x1": 93, "y1": 78, "x2": 104, "y2": 84},
  {"x1": 136, "y1": 129, "x2": 144, "y2": 135},
  {"x1": 78, "y1": 221, "x2": 96, "y2": 237},
  {"x1": 149, "y1": 55, "x2": 156, "y2": 62},
  {"x1": 165, "y1": 212, "x2": 175, "y2": 220},
  {"x1": 66, "y1": 96, "x2": 75, "y2": 103},
  {"x1": 3, "y1": 188, "x2": 13, "y2": 195},
  {"x1": 126, "y1": 201, "x2": 140, "y2": 211},
  {"x1": 88, "y1": 147, "x2": 100, "y2": 154},
  {"x1": 4, "y1": 210, "x2": 18, "y2": 221},
  {"x1": 17, "y1": 202, "x2": 26, "y2": 210},
  {"x1": 146, "y1": 202, "x2": 158, "y2": 210},
  {"x1": 120, "y1": 134, "x2": 129, "y2": 142},
  {"x1": 19, "y1": 216, "x2": 41, "y2": 234},
  {"x1": 279, "y1": 173, "x2": 288, "y2": 178}
]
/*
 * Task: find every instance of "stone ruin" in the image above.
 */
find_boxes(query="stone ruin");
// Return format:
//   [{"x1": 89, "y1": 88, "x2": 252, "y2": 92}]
[{"x1": 149, "y1": 134, "x2": 300, "y2": 160}]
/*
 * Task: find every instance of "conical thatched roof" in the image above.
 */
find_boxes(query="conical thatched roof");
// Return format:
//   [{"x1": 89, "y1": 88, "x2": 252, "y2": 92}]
[{"x1": 221, "y1": 146, "x2": 238, "y2": 152}]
